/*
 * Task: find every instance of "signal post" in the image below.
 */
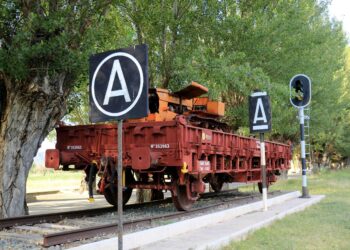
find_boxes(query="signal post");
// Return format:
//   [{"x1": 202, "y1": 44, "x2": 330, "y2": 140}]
[{"x1": 289, "y1": 74, "x2": 311, "y2": 198}]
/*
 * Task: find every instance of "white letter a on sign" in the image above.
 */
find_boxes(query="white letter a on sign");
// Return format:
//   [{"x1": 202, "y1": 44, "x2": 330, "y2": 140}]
[
  {"x1": 103, "y1": 59, "x2": 131, "y2": 105},
  {"x1": 253, "y1": 98, "x2": 267, "y2": 123}
]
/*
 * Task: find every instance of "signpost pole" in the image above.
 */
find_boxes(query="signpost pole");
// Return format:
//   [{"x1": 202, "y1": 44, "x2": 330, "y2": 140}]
[
  {"x1": 117, "y1": 119, "x2": 123, "y2": 250},
  {"x1": 89, "y1": 45, "x2": 149, "y2": 250},
  {"x1": 260, "y1": 133, "x2": 268, "y2": 211},
  {"x1": 248, "y1": 91, "x2": 271, "y2": 212},
  {"x1": 298, "y1": 108, "x2": 310, "y2": 198}
]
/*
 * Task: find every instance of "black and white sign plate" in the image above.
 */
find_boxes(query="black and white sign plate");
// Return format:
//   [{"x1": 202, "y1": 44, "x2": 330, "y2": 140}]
[
  {"x1": 249, "y1": 92, "x2": 271, "y2": 133},
  {"x1": 89, "y1": 44, "x2": 149, "y2": 122}
]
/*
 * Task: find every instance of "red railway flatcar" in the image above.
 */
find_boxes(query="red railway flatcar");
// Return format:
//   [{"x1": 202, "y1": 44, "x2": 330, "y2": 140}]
[{"x1": 45, "y1": 82, "x2": 291, "y2": 210}]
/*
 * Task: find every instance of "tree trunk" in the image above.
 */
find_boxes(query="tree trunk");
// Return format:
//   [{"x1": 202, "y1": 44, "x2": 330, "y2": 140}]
[{"x1": 0, "y1": 75, "x2": 68, "y2": 218}]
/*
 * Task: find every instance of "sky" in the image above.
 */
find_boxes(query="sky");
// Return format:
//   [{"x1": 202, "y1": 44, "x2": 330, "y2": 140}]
[{"x1": 329, "y1": 0, "x2": 350, "y2": 41}]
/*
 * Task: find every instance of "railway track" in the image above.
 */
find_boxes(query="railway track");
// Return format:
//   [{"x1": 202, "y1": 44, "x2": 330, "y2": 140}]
[
  {"x1": 0, "y1": 189, "x2": 280, "y2": 248},
  {"x1": 0, "y1": 188, "x2": 243, "y2": 230},
  {"x1": 43, "y1": 191, "x2": 268, "y2": 247},
  {"x1": 0, "y1": 197, "x2": 173, "y2": 230}
]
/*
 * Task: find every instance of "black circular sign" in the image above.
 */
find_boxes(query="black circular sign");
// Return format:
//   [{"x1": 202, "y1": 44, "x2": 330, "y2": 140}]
[{"x1": 91, "y1": 52, "x2": 144, "y2": 117}]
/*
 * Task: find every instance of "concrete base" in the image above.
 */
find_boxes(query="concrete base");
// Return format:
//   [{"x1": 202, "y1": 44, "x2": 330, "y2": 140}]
[{"x1": 69, "y1": 191, "x2": 324, "y2": 250}]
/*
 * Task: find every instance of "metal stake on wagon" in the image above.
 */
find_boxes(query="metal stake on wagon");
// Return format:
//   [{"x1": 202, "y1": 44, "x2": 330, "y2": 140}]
[
  {"x1": 249, "y1": 91, "x2": 272, "y2": 211},
  {"x1": 289, "y1": 74, "x2": 311, "y2": 198}
]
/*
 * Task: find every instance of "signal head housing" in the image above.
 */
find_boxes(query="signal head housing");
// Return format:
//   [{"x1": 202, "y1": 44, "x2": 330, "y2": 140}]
[{"x1": 289, "y1": 74, "x2": 311, "y2": 108}]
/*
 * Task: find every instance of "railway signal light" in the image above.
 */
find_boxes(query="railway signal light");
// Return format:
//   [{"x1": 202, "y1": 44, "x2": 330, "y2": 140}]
[
  {"x1": 289, "y1": 74, "x2": 311, "y2": 198},
  {"x1": 289, "y1": 74, "x2": 311, "y2": 108}
]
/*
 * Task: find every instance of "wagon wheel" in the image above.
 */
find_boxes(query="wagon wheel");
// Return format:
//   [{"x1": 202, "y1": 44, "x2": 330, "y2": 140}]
[
  {"x1": 258, "y1": 182, "x2": 269, "y2": 194},
  {"x1": 209, "y1": 175, "x2": 224, "y2": 192},
  {"x1": 103, "y1": 168, "x2": 134, "y2": 207},
  {"x1": 104, "y1": 186, "x2": 133, "y2": 206},
  {"x1": 172, "y1": 180, "x2": 198, "y2": 211}
]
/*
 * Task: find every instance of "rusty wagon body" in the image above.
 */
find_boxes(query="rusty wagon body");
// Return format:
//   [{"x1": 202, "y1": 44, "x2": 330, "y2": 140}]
[{"x1": 45, "y1": 82, "x2": 291, "y2": 210}]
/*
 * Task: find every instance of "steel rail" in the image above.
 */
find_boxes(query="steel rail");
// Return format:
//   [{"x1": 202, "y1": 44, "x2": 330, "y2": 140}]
[
  {"x1": 0, "y1": 198, "x2": 173, "y2": 230},
  {"x1": 43, "y1": 191, "x2": 282, "y2": 247}
]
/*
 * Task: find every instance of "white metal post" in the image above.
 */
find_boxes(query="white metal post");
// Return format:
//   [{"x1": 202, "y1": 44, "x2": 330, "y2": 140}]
[
  {"x1": 260, "y1": 133, "x2": 268, "y2": 211},
  {"x1": 298, "y1": 108, "x2": 310, "y2": 198}
]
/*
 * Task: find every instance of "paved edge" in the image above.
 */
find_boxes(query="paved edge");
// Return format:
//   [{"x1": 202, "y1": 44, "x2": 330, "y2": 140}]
[
  {"x1": 200, "y1": 194, "x2": 325, "y2": 250},
  {"x1": 68, "y1": 191, "x2": 301, "y2": 250}
]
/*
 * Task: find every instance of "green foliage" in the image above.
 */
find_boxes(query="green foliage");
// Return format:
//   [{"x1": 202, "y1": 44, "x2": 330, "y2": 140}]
[
  {"x1": 112, "y1": 0, "x2": 348, "y2": 150},
  {"x1": 334, "y1": 47, "x2": 350, "y2": 156},
  {"x1": 1, "y1": 1, "x2": 101, "y2": 81},
  {"x1": 216, "y1": 0, "x2": 347, "y2": 142},
  {"x1": 4, "y1": 1, "x2": 347, "y2": 158},
  {"x1": 113, "y1": 1, "x2": 273, "y2": 130},
  {"x1": 0, "y1": 1, "x2": 133, "y2": 122},
  {"x1": 65, "y1": 5, "x2": 135, "y2": 124}
]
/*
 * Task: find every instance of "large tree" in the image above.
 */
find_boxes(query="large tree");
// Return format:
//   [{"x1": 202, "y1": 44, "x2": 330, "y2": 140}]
[
  {"x1": 0, "y1": 0, "x2": 122, "y2": 218},
  {"x1": 1, "y1": 0, "x2": 348, "y2": 218}
]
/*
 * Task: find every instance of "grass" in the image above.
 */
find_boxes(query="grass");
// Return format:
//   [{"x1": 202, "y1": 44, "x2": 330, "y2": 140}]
[
  {"x1": 26, "y1": 167, "x2": 350, "y2": 249},
  {"x1": 222, "y1": 168, "x2": 350, "y2": 250},
  {"x1": 27, "y1": 166, "x2": 84, "y2": 192}
]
